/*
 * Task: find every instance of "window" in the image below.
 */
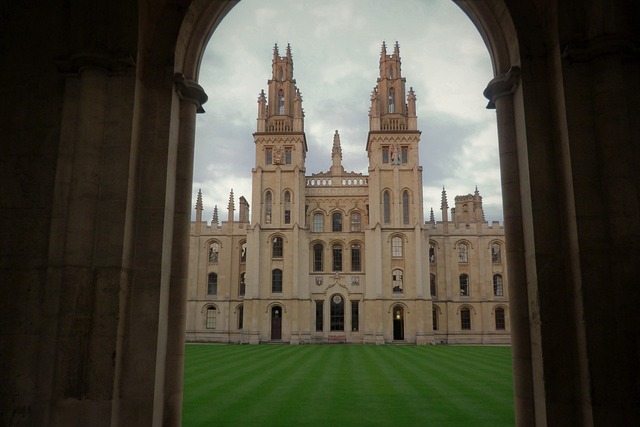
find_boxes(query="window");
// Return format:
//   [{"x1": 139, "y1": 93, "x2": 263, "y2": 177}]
[
  {"x1": 313, "y1": 243, "x2": 323, "y2": 272},
  {"x1": 495, "y1": 307, "x2": 506, "y2": 330},
  {"x1": 351, "y1": 244, "x2": 361, "y2": 272},
  {"x1": 402, "y1": 190, "x2": 410, "y2": 225},
  {"x1": 315, "y1": 301, "x2": 323, "y2": 332},
  {"x1": 350, "y1": 212, "x2": 361, "y2": 232},
  {"x1": 432, "y1": 308, "x2": 438, "y2": 331},
  {"x1": 391, "y1": 236, "x2": 403, "y2": 258},
  {"x1": 240, "y1": 242, "x2": 247, "y2": 263},
  {"x1": 351, "y1": 301, "x2": 359, "y2": 331},
  {"x1": 265, "y1": 148, "x2": 273, "y2": 165},
  {"x1": 430, "y1": 274, "x2": 437, "y2": 297},
  {"x1": 205, "y1": 306, "x2": 217, "y2": 329},
  {"x1": 491, "y1": 243, "x2": 501, "y2": 263},
  {"x1": 382, "y1": 146, "x2": 389, "y2": 164},
  {"x1": 388, "y1": 65, "x2": 393, "y2": 79},
  {"x1": 207, "y1": 273, "x2": 217, "y2": 296},
  {"x1": 208, "y1": 242, "x2": 219, "y2": 263},
  {"x1": 285, "y1": 147, "x2": 292, "y2": 164},
  {"x1": 272, "y1": 237, "x2": 283, "y2": 258},
  {"x1": 493, "y1": 274, "x2": 504, "y2": 296},
  {"x1": 237, "y1": 305, "x2": 244, "y2": 330},
  {"x1": 383, "y1": 191, "x2": 391, "y2": 223},
  {"x1": 332, "y1": 244, "x2": 342, "y2": 272},
  {"x1": 392, "y1": 269, "x2": 403, "y2": 294},
  {"x1": 460, "y1": 274, "x2": 469, "y2": 296},
  {"x1": 271, "y1": 269, "x2": 283, "y2": 293},
  {"x1": 313, "y1": 212, "x2": 324, "y2": 232},
  {"x1": 278, "y1": 89, "x2": 284, "y2": 114},
  {"x1": 388, "y1": 88, "x2": 395, "y2": 113},
  {"x1": 239, "y1": 272, "x2": 246, "y2": 296},
  {"x1": 332, "y1": 212, "x2": 342, "y2": 232},
  {"x1": 330, "y1": 294, "x2": 345, "y2": 331},
  {"x1": 284, "y1": 191, "x2": 291, "y2": 224},
  {"x1": 265, "y1": 191, "x2": 272, "y2": 224},
  {"x1": 401, "y1": 146, "x2": 408, "y2": 164},
  {"x1": 429, "y1": 244, "x2": 436, "y2": 264},
  {"x1": 458, "y1": 243, "x2": 468, "y2": 263},
  {"x1": 278, "y1": 67, "x2": 284, "y2": 81},
  {"x1": 461, "y1": 308, "x2": 471, "y2": 330}
]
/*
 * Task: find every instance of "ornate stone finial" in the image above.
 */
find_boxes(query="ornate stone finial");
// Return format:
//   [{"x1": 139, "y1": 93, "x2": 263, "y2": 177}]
[
  {"x1": 380, "y1": 41, "x2": 387, "y2": 58},
  {"x1": 273, "y1": 43, "x2": 279, "y2": 58},
  {"x1": 286, "y1": 43, "x2": 292, "y2": 60},
  {"x1": 474, "y1": 185, "x2": 479, "y2": 196},
  {"x1": 441, "y1": 187, "x2": 449, "y2": 210},
  {"x1": 430, "y1": 207, "x2": 435, "y2": 224},
  {"x1": 228, "y1": 189, "x2": 235, "y2": 211},
  {"x1": 394, "y1": 41, "x2": 400, "y2": 56},
  {"x1": 212, "y1": 205, "x2": 219, "y2": 227},
  {"x1": 332, "y1": 130, "x2": 342, "y2": 160},
  {"x1": 195, "y1": 188, "x2": 203, "y2": 211}
]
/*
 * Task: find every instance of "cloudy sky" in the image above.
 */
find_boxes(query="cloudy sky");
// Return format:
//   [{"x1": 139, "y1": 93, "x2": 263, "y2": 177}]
[{"x1": 193, "y1": 0, "x2": 503, "y2": 223}]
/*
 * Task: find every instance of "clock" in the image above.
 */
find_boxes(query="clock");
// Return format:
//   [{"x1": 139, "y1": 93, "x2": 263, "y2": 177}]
[{"x1": 332, "y1": 295, "x2": 342, "y2": 304}]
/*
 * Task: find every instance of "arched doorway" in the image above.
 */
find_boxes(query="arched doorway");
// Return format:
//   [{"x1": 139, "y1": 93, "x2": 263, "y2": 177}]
[
  {"x1": 271, "y1": 305, "x2": 282, "y2": 341},
  {"x1": 393, "y1": 306, "x2": 405, "y2": 341}
]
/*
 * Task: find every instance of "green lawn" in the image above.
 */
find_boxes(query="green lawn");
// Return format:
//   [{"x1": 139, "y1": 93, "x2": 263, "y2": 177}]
[{"x1": 182, "y1": 344, "x2": 515, "y2": 427}]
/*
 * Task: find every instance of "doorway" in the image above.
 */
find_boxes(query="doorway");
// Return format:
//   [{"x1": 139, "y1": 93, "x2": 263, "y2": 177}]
[
  {"x1": 393, "y1": 306, "x2": 404, "y2": 341},
  {"x1": 271, "y1": 306, "x2": 282, "y2": 340}
]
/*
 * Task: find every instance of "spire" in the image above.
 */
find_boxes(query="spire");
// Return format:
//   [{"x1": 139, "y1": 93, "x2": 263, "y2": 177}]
[
  {"x1": 330, "y1": 130, "x2": 345, "y2": 175},
  {"x1": 212, "y1": 205, "x2": 219, "y2": 227},
  {"x1": 429, "y1": 207, "x2": 435, "y2": 227},
  {"x1": 227, "y1": 189, "x2": 235, "y2": 223},
  {"x1": 195, "y1": 188, "x2": 203, "y2": 224},
  {"x1": 441, "y1": 187, "x2": 449, "y2": 223},
  {"x1": 273, "y1": 43, "x2": 279, "y2": 61},
  {"x1": 380, "y1": 41, "x2": 387, "y2": 58},
  {"x1": 286, "y1": 43, "x2": 292, "y2": 60},
  {"x1": 394, "y1": 40, "x2": 400, "y2": 57}
]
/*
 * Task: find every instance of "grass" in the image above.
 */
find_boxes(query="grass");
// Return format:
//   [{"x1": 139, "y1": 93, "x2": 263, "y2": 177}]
[{"x1": 182, "y1": 344, "x2": 515, "y2": 427}]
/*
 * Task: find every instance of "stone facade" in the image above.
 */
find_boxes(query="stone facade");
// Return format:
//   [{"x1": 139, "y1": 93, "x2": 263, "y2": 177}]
[{"x1": 186, "y1": 43, "x2": 510, "y2": 345}]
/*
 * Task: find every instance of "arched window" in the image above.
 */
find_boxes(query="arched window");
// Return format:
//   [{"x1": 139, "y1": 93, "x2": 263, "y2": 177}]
[
  {"x1": 430, "y1": 273, "x2": 437, "y2": 297},
  {"x1": 388, "y1": 87, "x2": 395, "y2": 113},
  {"x1": 239, "y1": 272, "x2": 246, "y2": 296},
  {"x1": 313, "y1": 212, "x2": 324, "y2": 232},
  {"x1": 205, "y1": 306, "x2": 217, "y2": 329},
  {"x1": 278, "y1": 67, "x2": 284, "y2": 81},
  {"x1": 350, "y1": 212, "x2": 361, "y2": 232},
  {"x1": 284, "y1": 191, "x2": 291, "y2": 224},
  {"x1": 495, "y1": 307, "x2": 506, "y2": 330},
  {"x1": 272, "y1": 237, "x2": 283, "y2": 258},
  {"x1": 278, "y1": 89, "x2": 285, "y2": 114},
  {"x1": 432, "y1": 308, "x2": 438, "y2": 331},
  {"x1": 391, "y1": 236, "x2": 403, "y2": 258},
  {"x1": 313, "y1": 243, "x2": 323, "y2": 272},
  {"x1": 491, "y1": 243, "x2": 502, "y2": 263},
  {"x1": 383, "y1": 191, "x2": 391, "y2": 223},
  {"x1": 265, "y1": 191, "x2": 272, "y2": 224},
  {"x1": 459, "y1": 274, "x2": 469, "y2": 296},
  {"x1": 207, "y1": 273, "x2": 217, "y2": 296},
  {"x1": 389, "y1": 65, "x2": 393, "y2": 79},
  {"x1": 332, "y1": 244, "x2": 342, "y2": 272},
  {"x1": 402, "y1": 190, "x2": 410, "y2": 224},
  {"x1": 237, "y1": 305, "x2": 244, "y2": 330},
  {"x1": 240, "y1": 242, "x2": 247, "y2": 263},
  {"x1": 271, "y1": 269, "x2": 283, "y2": 293},
  {"x1": 458, "y1": 243, "x2": 468, "y2": 263},
  {"x1": 461, "y1": 308, "x2": 471, "y2": 330},
  {"x1": 330, "y1": 294, "x2": 345, "y2": 331},
  {"x1": 493, "y1": 274, "x2": 504, "y2": 296},
  {"x1": 332, "y1": 212, "x2": 342, "y2": 232},
  {"x1": 208, "y1": 242, "x2": 219, "y2": 263},
  {"x1": 351, "y1": 244, "x2": 361, "y2": 272},
  {"x1": 392, "y1": 269, "x2": 403, "y2": 293},
  {"x1": 429, "y1": 243, "x2": 436, "y2": 264}
]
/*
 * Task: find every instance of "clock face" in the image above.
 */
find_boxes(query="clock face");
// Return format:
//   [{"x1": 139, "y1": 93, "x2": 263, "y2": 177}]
[{"x1": 332, "y1": 295, "x2": 342, "y2": 304}]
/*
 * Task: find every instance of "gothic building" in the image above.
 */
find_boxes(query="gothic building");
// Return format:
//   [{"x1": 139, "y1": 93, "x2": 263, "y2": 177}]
[{"x1": 186, "y1": 43, "x2": 510, "y2": 345}]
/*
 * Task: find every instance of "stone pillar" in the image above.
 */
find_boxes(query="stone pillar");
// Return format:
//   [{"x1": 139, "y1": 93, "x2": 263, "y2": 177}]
[{"x1": 484, "y1": 66, "x2": 536, "y2": 427}]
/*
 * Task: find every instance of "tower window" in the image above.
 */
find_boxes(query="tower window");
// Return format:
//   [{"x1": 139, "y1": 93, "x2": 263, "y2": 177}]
[
  {"x1": 332, "y1": 244, "x2": 343, "y2": 272},
  {"x1": 493, "y1": 274, "x2": 504, "y2": 296},
  {"x1": 272, "y1": 237, "x2": 283, "y2": 258},
  {"x1": 313, "y1": 212, "x2": 324, "y2": 232},
  {"x1": 278, "y1": 90, "x2": 285, "y2": 114},
  {"x1": 383, "y1": 191, "x2": 391, "y2": 224},
  {"x1": 460, "y1": 274, "x2": 470, "y2": 296},
  {"x1": 207, "y1": 273, "x2": 217, "y2": 296},
  {"x1": 285, "y1": 147, "x2": 292, "y2": 164},
  {"x1": 461, "y1": 308, "x2": 471, "y2": 330},
  {"x1": 205, "y1": 306, "x2": 217, "y2": 329},
  {"x1": 284, "y1": 191, "x2": 291, "y2": 224},
  {"x1": 382, "y1": 146, "x2": 389, "y2": 164},
  {"x1": 491, "y1": 243, "x2": 501, "y2": 263},
  {"x1": 271, "y1": 269, "x2": 283, "y2": 293},
  {"x1": 392, "y1": 269, "x2": 403, "y2": 293},
  {"x1": 351, "y1": 244, "x2": 361, "y2": 272},
  {"x1": 401, "y1": 146, "x2": 408, "y2": 163},
  {"x1": 265, "y1": 147, "x2": 273, "y2": 165},
  {"x1": 350, "y1": 212, "x2": 361, "y2": 232},
  {"x1": 458, "y1": 243, "x2": 468, "y2": 263},
  {"x1": 313, "y1": 243, "x2": 323, "y2": 272},
  {"x1": 389, "y1": 66, "x2": 393, "y2": 79},
  {"x1": 278, "y1": 67, "x2": 284, "y2": 81},
  {"x1": 265, "y1": 191, "x2": 272, "y2": 224},
  {"x1": 332, "y1": 212, "x2": 342, "y2": 232},
  {"x1": 391, "y1": 236, "x2": 403, "y2": 258},
  {"x1": 495, "y1": 307, "x2": 506, "y2": 330},
  {"x1": 402, "y1": 190, "x2": 410, "y2": 225},
  {"x1": 388, "y1": 88, "x2": 395, "y2": 113}
]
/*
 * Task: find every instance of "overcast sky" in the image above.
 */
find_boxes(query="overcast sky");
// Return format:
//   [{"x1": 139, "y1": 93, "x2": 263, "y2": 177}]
[{"x1": 193, "y1": 0, "x2": 503, "y2": 224}]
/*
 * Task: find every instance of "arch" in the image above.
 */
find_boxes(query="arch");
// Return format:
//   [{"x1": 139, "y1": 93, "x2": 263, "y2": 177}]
[
  {"x1": 349, "y1": 241, "x2": 363, "y2": 272},
  {"x1": 329, "y1": 293, "x2": 345, "y2": 331},
  {"x1": 402, "y1": 189, "x2": 410, "y2": 225},
  {"x1": 455, "y1": 240, "x2": 470, "y2": 263},
  {"x1": 390, "y1": 234, "x2": 404, "y2": 258},
  {"x1": 489, "y1": 240, "x2": 503, "y2": 263},
  {"x1": 312, "y1": 210, "x2": 325, "y2": 232},
  {"x1": 207, "y1": 240, "x2": 221, "y2": 263},
  {"x1": 392, "y1": 304, "x2": 405, "y2": 340},
  {"x1": 392, "y1": 268, "x2": 404, "y2": 294},
  {"x1": 283, "y1": 190, "x2": 291, "y2": 224},
  {"x1": 348, "y1": 209, "x2": 363, "y2": 232},
  {"x1": 271, "y1": 268, "x2": 283, "y2": 293},
  {"x1": 271, "y1": 234, "x2": 285, "y2": 258},
  {"x1": 382, "y1": 189, "x2": 391, "y2": 223},
  {"x1": 493, "y1": 305, "x2": 507, "y2": 330},
  {"x1": 311, "y1": 241, "x2": 324, "y2": 272},
  {"x1": 331, "y1": 210, "x2": 343, "y2": 232},
  {"x1": 493, "y1": 273, "x2": 504, "y2": 296},
  {"x1": 264, "y1": 189, "x2": 273, "y2": 224}
]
